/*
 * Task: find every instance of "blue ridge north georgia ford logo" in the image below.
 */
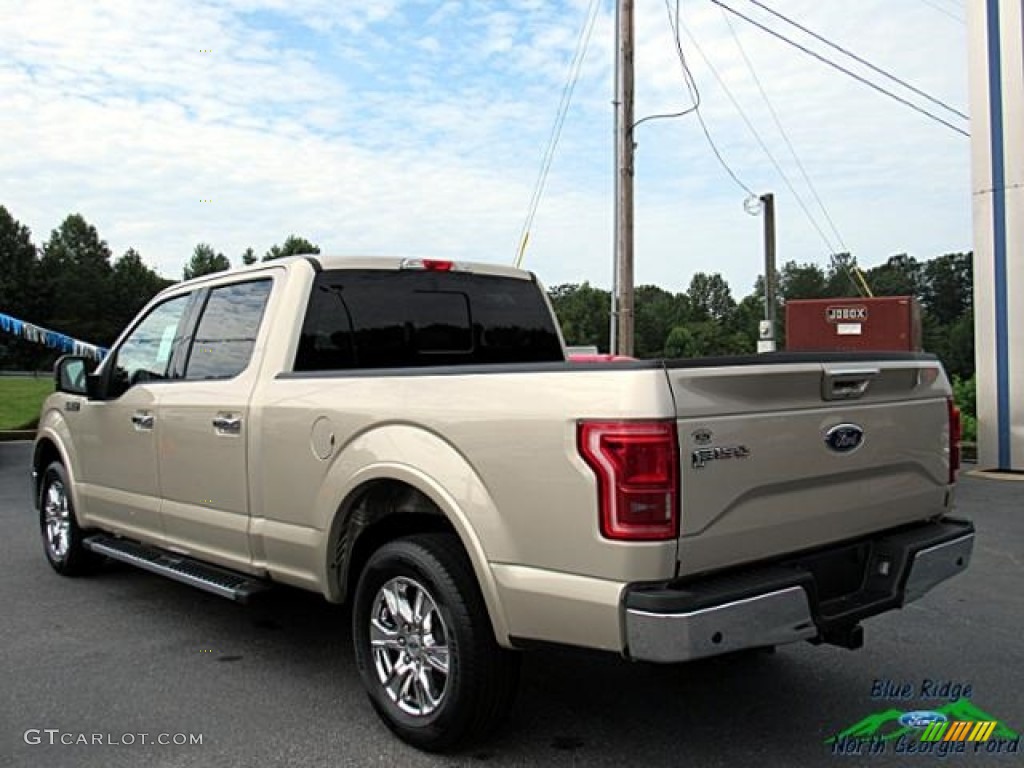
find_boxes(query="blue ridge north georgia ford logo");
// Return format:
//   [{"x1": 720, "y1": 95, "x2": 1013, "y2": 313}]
[{"x1": 825, "y1": 423, "x2": 865, "y2": 454}]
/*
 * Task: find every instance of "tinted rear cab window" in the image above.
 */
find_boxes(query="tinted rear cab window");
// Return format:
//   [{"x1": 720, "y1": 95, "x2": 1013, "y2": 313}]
[{"x1": 295, "y1": 270, "x2": 564, "y2": 370}]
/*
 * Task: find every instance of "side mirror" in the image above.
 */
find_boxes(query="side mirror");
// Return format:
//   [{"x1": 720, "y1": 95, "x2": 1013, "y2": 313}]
[{"x1": 54, "y1": 355, "x2": 91, "y2": 396}]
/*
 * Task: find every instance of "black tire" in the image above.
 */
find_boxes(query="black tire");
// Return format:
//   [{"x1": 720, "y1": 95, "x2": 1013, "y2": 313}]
[
  {"x1": 352, "y1": 533, "x2": 520, "y2": 752},
  {"x1": 39, "y1": 461, "x2": 102, "y2": 576}
]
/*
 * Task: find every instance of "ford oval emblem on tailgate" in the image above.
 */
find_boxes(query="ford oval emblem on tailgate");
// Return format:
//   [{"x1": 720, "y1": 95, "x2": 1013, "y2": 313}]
[{"x1": 825, "y1": 423, "x2": 864, "y2": 453}]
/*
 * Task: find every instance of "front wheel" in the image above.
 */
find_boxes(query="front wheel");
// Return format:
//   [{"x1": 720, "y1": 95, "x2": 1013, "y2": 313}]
[
  {"x1": 352, "y1": 533, "x2": 520, "y2": 752},
  {"x1": 39, "y1": 461, "x2": 102, "y2": 576}
]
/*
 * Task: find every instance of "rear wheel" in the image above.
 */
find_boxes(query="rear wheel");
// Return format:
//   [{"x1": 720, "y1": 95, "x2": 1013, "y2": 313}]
[
  {"x1": 352, "y1": 533, "x2": 520, "y2": 752},
  {"x1": 39, "y1": 461, "x2": 102, "y2": 576}
]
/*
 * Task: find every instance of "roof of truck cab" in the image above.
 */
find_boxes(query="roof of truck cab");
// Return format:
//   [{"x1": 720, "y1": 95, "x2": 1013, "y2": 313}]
[
  {"x1": 178, "y1": 255, "x2": 536, "y2": 287},
  {"x1": 316, "y1": 255, "x2": 533, "y2": 280}
]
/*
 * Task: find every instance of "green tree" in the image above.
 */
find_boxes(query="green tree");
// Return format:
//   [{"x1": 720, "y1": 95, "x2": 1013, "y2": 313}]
[
  {"x1": 184, "y1": 243, "x2": 230, "y2": 280},
  {"x1": 778, "y1": 261, "x2": 828, "y2": 300},
  {"x1": 924, "y1": 309, "x2": 974, "y2": 381},
  {"x1": 241, "y1": 247, "x2": 257, "y2": 266},
  {"x1": 38, "y1": 214, "x2": 115, "y2": 343},
  {"x1": 687, "y1": 273, "x2": 735, "y2": 322},
  {"x1": 664, "y1": 322, "x2": 748, "y2": 358},
  {"x1": 726, "y1": 290, "x2": 764, "y2": 352},
  {"x1": 0, "y1": 205, "x2": 38, "y2": 319},
  {"x1": 111, "y1": 249, "x2": 174, "y2": 332},
  {"x1": 921, "y1": 252, "x2": 972, "y2": 324},
  {"x1": 952, "y1": 373, "x2": 977, "y2": 443},
  {"x1": 634, "y1": 285, "x2": 685, "y2": 358},
  {"x1": 825, "y1": 253, "x2": 868, "y2": 297},
  {"x1": 0, "y1": 206, "x2": 49, "y2": 369},
  {"x1": 264, "y1": 235, "x2": 321, "y2": 261},
  {"x1": 815, "y1": 256, "x2": 864, "y2": 296},
  {"x1": 865, "y1": 253, "x2": 921, "y2": 296},
  {"x1": 546, "y1": 282, "x2": 610, "y2": 352}
]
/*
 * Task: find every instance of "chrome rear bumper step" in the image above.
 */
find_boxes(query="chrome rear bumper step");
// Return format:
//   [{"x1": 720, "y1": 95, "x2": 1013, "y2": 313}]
[
  {"x1": 83, "y1": 535, "x2": 270, "y2": 603},
  {"x1": 623, "y1": 517, "x2": 974, "y2": 663}
]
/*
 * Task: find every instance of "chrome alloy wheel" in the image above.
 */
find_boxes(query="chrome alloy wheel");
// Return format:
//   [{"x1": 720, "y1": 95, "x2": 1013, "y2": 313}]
[
  {"x1": 44, "y1": 479, "x2": 71, "y2": 559},
  {"x1": 369, "y1": 576, "x2": 451, "y2": 717}
]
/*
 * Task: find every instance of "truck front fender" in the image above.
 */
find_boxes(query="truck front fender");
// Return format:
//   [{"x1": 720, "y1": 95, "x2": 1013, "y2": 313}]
[{"x1": 33, "y1": 405, "x2": 87, "y2": 520}]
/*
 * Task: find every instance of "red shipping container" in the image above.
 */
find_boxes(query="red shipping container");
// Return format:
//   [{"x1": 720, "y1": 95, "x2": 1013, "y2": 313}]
[{"x1": 785, "y1": 296, "x2": 922, "y2": 352}]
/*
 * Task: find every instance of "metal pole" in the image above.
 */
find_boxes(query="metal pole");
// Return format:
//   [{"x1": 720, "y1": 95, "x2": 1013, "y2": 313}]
[
  {"x1": 609, "y1": 0, "x2": 621, "y2": 354},
  {"x1": 758, "y1": 192, "x2": 777, "y2": 353},
  {"x1": 615, "y1": 0, "x2": 635, "y2": 357}
]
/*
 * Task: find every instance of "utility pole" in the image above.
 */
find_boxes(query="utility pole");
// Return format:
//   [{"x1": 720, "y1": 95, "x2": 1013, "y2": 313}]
[
  {"x1": 609, "y1": 0, "x2": 621, "y2": 354},
  {"x1": 614, "y1": 0, "x2": 635, "y2": 357},
  {"x1": 758, "y1": 192, "x2": 778, "y2": 353}
]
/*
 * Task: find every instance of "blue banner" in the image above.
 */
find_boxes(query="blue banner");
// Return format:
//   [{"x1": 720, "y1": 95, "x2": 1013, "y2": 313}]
[{"x1": 0, "y1": 311, "x2": 108, "y2": 361}]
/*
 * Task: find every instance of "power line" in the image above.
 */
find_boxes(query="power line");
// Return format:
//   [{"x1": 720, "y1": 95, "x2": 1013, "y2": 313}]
[
  {"x1": 680, "y1": 18, "x2": 844, "y2": 260},
  {"x1": 662, "y1": 0, "x2": 754, "y2": 197},
  {"x1": 718, "y1": 11, "x2": 867, "y2": 296},
  {"x1": 694, "y1": 107, "x2": 756, "y2": 197},
  {"x1": 741, "y1": 0, "x2": 968, "y2": 120},
  {"x1": 514, "y1": 0, "x2": 601, "y2": 268},
  {"x1": 635, "y1": 0, "x2": 700, "y2": 129},
  {"x1": 709, "y1": 0, "x2": 970, "y2": 138},
  {"x1": 917, "y1": 0, "x2": 965, "y2": 25},
  {"x1": 720, "y1": 11, "x2": 846, "y2": 251}
]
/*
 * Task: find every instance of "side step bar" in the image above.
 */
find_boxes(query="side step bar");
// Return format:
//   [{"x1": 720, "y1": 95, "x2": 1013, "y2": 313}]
[{"x1": 83, "y1": 535, "x2": 270, "y2": 603}]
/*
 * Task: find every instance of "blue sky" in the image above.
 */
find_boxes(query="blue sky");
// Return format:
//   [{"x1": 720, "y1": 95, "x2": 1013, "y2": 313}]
[{"x1": 0, "y1": 0, "x2": 970, "y2": 296}]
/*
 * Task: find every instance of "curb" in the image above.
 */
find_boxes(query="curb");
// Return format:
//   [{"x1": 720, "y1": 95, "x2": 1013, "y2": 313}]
[
  {"x1": 966, "y1": 469, "x2": 1024, "y2": 482},
  {"x1": 0, "y1": 431, "x2": 36, "y2": 442}
]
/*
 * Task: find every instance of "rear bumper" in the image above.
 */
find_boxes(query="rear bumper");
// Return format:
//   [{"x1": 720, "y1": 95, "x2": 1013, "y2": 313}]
[{"x1": 624, "y1": 517, "x2": 973, "y2": 663}]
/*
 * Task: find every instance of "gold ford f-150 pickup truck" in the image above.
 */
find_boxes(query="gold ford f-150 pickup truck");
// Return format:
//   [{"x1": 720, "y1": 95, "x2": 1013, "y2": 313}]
[{"x1": 32, "y1": 255, "x2": 973, "y2": 751}]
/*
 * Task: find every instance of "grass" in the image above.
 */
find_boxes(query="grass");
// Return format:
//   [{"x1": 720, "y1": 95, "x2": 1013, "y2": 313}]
[{"x1": 0, "y1": 377, "x2": 54, "y2": 430}]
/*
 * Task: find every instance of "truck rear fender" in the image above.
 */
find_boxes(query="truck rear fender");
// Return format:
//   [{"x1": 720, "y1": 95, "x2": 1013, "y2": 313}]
[{"x1": 315, "y1": 423, "x2": 512, "y2": 645}]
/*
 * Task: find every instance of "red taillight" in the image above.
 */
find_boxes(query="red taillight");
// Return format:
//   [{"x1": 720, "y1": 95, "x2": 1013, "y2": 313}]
[
  {"x1": 578, "y1": 420, "x2": 679, "y2": 541},
  {"x1": 948, "y1": 397, "x2": 961, "y2": 484}
]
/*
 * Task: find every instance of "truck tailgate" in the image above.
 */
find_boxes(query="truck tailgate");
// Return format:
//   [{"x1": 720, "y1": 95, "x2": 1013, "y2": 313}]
[{"x1": 667, "y1": 356, "x2": 953, "y2": 576}]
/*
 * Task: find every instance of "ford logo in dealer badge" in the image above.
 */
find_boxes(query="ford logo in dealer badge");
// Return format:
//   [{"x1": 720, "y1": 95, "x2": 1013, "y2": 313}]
[
  {"x1": 825, "y1": 423, "x2": 865, "y2": 453},
  {"x1": 898, "y1": 711, "x2": 948, "y2": 729}
]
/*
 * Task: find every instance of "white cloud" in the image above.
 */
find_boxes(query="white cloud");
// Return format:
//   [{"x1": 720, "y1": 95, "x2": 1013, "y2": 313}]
[{"x1": 0, "y1": 0, "x2": 971, "y2": 298}]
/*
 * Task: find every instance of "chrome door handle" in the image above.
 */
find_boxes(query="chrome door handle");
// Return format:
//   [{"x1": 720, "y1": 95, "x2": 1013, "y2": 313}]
[
  {"x1": 131, "y1": 412, "x2": 155, "y2": 430},
  {"x1": 212, "y1": 414, "x2": 242, "y2": 434}
]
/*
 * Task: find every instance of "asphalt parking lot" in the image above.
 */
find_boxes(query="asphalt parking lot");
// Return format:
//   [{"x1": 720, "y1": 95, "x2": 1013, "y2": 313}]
[{"x1": 1, "y1": 440, "x2": 1021, "y2": 767}]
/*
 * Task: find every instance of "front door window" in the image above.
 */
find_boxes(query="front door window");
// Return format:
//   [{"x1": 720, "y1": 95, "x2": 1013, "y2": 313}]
[{"x1": 111, "y1": 295, "x2": 191, "y2": 394}]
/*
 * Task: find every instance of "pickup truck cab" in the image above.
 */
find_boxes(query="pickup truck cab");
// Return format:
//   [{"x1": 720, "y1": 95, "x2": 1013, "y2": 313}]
[{"x1": 34, "y1": 255, "x2": 973, "y2": 750}]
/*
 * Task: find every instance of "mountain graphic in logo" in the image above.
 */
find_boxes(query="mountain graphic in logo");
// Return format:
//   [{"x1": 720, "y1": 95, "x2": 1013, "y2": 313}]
[{"x1": 826, "y1": 698, "x2": 1019, "y2": 743}]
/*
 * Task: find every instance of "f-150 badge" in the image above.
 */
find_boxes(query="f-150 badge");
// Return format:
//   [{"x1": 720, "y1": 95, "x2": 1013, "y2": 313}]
[{"x1": 691, "y1": 444, "x2": 750, "y2": 469}]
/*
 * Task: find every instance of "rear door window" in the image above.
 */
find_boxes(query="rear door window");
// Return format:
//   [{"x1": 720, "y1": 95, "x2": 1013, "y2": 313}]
[
  {"x1": 295, "y1": 269, "x2": 563, "y2": 370},
  {"x1": 184, "y1": 280, "x2": 272, "y2": 379}
]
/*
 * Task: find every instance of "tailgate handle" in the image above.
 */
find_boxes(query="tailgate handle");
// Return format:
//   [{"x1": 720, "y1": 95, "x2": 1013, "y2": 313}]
[{"x1": 822, "y1": 368, "x2": 879, "y2": 401}]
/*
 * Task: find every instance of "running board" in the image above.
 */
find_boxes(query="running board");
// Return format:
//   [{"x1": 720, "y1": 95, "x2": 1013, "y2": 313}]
[{"x1": 83, "y1": 535, "x2": 270, "y2": 603}]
